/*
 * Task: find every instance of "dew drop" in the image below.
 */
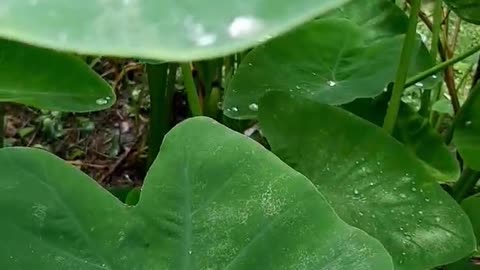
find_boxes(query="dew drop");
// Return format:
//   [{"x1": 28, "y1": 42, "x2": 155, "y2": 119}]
[
  {"x1": 411, "y1": 187, "x2": 417, "y2": 192},
  {"x1": 359, "y1": 211, "x2": 364, "y2": 216},
  {"x1": 425, "y1": 197, "x2": 430, "y2": 202},
  {"x1": 295, "y1": 85, "x2": 301, "y2": 90},
  {"x1": 415, "y1": 82, "x2": 424, "y2": 88},
  {"x1": 418, "y1": 210, "x2": 423, "y2": 215},
  {"x1": 312, "y1": 72, "x2": 317, "y2": 76},
  {"x1": 432, "y1": 75, "x2": 438, "y2": 79},
  {"x1": 188, "y1": 250, "x2": 193, "y2": 255},
  {"x1": 400, "y1": 193, "x2": 407, "y2": 198},
  {"x1": 353, "y1": 189, "x2": 360, "y2": 195},
  {"x1": 435, "y1": 217, "x2": 441, "y2": 222},
  {"x1": 369, "y1": 182, "x2": 374, "y2": 186},
  {"x1": 466, "y1": 121, "x2": 473, "y2": 127},
  {"x1": 327, "y1": 80, "x2": 336, "y2": 87},
  {"x1": 400, "y1": 227, "x2": 404, "y2": 231},
  {"x1": 248, "y1": 103, "x2": 259, "y2": 112},
  {"x1": 96, "y1": 98, "x2": 108, "y2": 105},
  {"x1": 402, "y1": 252, "x2": 406, "y2": 256},
  {"x1": 231, "y1": 107, "x2": 239, "y2": 112},
  {"x1": 228, "y1": 16, "x2": 263, "y2": 38}
]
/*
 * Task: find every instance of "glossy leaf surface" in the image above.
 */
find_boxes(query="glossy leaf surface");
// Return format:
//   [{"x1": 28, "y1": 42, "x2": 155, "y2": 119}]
[
  {"x1": 0, "y1": 117, "x2": 394, "y2": 270},
  {"x1": 259, "y1": 92, "x2": 475, "y2": 270},
  {"x1": 0, "y1": 0, "x2": 349, "y2": 60}
]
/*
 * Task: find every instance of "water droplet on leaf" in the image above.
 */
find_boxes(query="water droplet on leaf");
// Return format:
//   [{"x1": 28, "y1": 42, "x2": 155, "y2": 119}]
[
  {"x1": 248, "y1": 103, "x2": 259, "y2": 112},
  {"x1": 327, "y1": 80, "x2": 336, "y2": 87}
]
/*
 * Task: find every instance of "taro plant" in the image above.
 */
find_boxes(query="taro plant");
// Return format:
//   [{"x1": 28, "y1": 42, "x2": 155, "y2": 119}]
[{"x1": 0, "y1": 0, "x2": 480, "y2": 269}]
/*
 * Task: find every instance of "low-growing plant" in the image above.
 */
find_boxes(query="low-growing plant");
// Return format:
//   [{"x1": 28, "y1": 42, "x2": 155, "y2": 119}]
[{"x1": 0, "y1": 0, "x2": 480, "y2": 269}]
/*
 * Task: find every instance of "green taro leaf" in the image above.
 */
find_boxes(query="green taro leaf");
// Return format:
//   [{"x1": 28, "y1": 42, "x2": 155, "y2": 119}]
[
  {"x1": 343, "y1": 95, "x2": 460, "y2": 182},
  {"x1": 443, "y1": 0, "x2": 480, "y2": 25},
  {"x1": 259, "y1": 92, "x2": 475, "y2": 270},
  {"x1": 224, "y1": 0, "x2": 435, "y2": 119},
  {"x1": 0, "y1": 117, "x2": 394, "y2": 270},
  {"x1": 0, "y1": 0, "x2": 350, "y2": 61},
  {"x1": 453, "y1": 84, "x2": 480, "y2": 170},
  {"x1": 0, "y1": 39, "x2": 114, "y2": 112},
  {"x1": 462, "y1": 194, "x2": 480, "y2": 243}
]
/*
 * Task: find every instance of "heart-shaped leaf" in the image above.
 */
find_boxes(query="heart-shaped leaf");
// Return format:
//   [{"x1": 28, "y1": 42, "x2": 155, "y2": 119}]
[
  {"x1": 453, "y1": 84, "x2": 480, "y2": 170},
  {"x1": 0, "y1": 117, "x2": 394, "y2": 269},
  {"x1": 0, "y1": 39, "x2": 114, "y2": 112},
  {"x1": 443, "y1": 0, "x2": 480, "y2": 25},
  {"x1": 224, "y1": 0, "x2": 435, "y2": 119},
  {"x1": 343, "y1": 95, "x2": 460, "y2": 182},
  {"x1": 258, "y1": 92, "x2": 475, "y2": 270},
  {"x1": 0, "y1": 0, "x2": 350, "y2": 61}
]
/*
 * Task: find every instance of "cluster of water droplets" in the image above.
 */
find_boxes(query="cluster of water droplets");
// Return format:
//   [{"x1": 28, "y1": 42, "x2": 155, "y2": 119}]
[{"x1": 96, "y1": 96, "x2": 112, "y2": 105}]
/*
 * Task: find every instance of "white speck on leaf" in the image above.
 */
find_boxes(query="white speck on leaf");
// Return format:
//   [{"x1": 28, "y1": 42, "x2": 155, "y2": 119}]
[
  {"x1": 327, "y1": 80, "x2": 336, "y2": 87},
  {"x1": 228, "y1": 16, "x2": 263, "y2": 38},
  {"x1": 248, "y1": 103, "x2": 258, "y2": 112}
]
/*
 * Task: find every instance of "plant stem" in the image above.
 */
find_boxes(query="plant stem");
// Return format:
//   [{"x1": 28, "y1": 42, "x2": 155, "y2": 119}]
[
  {"x1": 180, "y1": 63, "x2": 202, "y2": 116},
  {"x1": 406, "y1": 45, "x2": 480, "y2": 88},
  {"x1": 383, "y1": 0, "x2": 421, "y2": 134},
  {"x1": 146, "y1": 63, "x2": 169, "y2": 168},
  {"x1": 427, "y1": 0, "x2": 444, "y2": 121},
  {"x1": 0, "y1": 104, "x2": 4, "y2": 148},
  {"x1": 421, "y1": 0, "x2": 443, "y2": 117},
  {"x1": 431, "y1": 0, "x2": 442, "y2": 62},
  {"x1": 452, "y1": 168, "x2": 480, "y2": 201}
]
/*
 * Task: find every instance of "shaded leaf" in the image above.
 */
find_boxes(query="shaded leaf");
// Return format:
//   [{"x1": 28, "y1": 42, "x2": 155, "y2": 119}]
[
  {"x1": 453, "y1": 84, "x2": 480, "y2": 170},
  {"x1": 0, "y1": 0, "x2": 350, "y2": 60},
  {"x1": 259, "y1": 92, "x2": 475, "y2": 270},
  {"x1": 443, "y1": 0, "x2": 480, "y2": 24},
  {"x1": 0, "y1": 117, "x2": 394, "y2": 270},
  {"x1": 0, "y1": 39, "x2": 114, "y2": 112}
]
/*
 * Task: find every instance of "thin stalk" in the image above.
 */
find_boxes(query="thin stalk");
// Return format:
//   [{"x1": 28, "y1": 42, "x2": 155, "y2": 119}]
[
  {"x1": 450, "y1": 18, "x2": 462, "y2": 51},
  {"x1": 427, "y1": 0, "x2": 444, "y2": 120},
  {"x1": 0, "y1": 104, "x2": 4, "y2": 148},
  {"x1": 383, "y1": 0, "x2": 421, "y2": 134},
  {"x1": 431, "y1": 0, "x2": 443, "y2": 62},
  {"x1": 180, "y1": 63, "x2": 202, "y2": 116},
  {"x1": 452, "y1": 168, "x2": 480, "y2": 201},
  {"x1": 146, "y1": 63, "x2": 169, "y2": 167},
  {"x1": 406, "y1": 45, "x2": 480, "y2": 88},
  {"x1": 421, "y1": 0, "x2": 443, "y2": 117}
]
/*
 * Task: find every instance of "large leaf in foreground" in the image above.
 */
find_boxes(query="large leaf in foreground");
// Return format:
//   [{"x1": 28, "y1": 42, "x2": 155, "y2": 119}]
[
  {"x1": 259, "y1": 92, "x2": 475, "y2": 270},
  {"x1": 443, "y1": 0, "x2": 480, "y2": 24},
  {"x1": 0, "y1": 39, "x2": 113, "y2": 112},
  {"x1": 343, "y1": 95, "x2": 460, "y2": 182},
  {"x1": 453, "y1": 84, "x2": 480, "y2": 170},
  {"x1": 0, "y1": 117, "x2": 394, "y2": 269},
  {"x1": 224, "y1": 0, "x2": 435, "y2": 119},
  {"x1": 0, "y1": 0, "x2": 349, "y2": 61}
]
